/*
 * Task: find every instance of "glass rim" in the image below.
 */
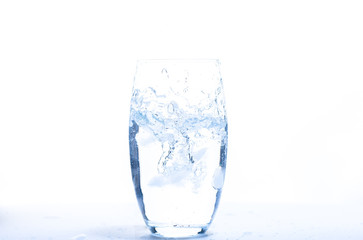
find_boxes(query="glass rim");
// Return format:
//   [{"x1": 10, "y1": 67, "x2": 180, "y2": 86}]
[{"x1": 137, "y1": 58, "x2": 220, "y2": 63}]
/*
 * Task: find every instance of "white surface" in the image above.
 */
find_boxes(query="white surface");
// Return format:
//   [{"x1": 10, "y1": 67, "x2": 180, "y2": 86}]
[
  {"x1": 1, "y1": 0, "x2": 363, "y2": 209},
  {"x1": 1, "y1": 202, "x2": 363, "y2": 239}
]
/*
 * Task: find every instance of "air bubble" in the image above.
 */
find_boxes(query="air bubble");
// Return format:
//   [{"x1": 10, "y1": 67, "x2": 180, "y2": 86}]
[{"x1": 212, "y1": 167, "x2": 225, "y2": 190}]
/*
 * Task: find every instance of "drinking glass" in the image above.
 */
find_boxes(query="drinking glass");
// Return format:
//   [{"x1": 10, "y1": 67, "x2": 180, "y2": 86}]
[{"x1": 129, "y1": 59, "x2": 228, "y2": 238}]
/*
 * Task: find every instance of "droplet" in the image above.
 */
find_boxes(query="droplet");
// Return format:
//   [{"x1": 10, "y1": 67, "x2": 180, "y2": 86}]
[
  {"x1": 215, "y1": 87, "x2": 221, "y2": 95},
  {"x1": 184, "y1": 71, "x2": 189, "y2": 83},
  {"x1": 194, "y1": 167, "x2": 202, "y2": 176},
  {"x1": 132, "y1": 89, "x2": 140, "y2": 97},
  {"x1": 167, "y1": 103, "x2": 174, "y2": 113},
  {"x1": 161, "y1": 68, "x2": 169, "y2": 78}
]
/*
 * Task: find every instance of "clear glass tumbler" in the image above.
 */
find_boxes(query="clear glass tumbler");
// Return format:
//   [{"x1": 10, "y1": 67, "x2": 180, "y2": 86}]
[{"x1": 129, "y1": 59, "x2": 228, "y2": 238}]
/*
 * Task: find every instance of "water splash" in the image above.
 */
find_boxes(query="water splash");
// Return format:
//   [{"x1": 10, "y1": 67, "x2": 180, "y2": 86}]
[{"x1": 130, "y1": 87, "x2": 227, "y2": 183}]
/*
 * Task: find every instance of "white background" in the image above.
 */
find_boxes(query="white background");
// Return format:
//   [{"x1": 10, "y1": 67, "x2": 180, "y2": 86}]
[{"x1": 1, "y1": 0, "x2": 363, "y2": 207}]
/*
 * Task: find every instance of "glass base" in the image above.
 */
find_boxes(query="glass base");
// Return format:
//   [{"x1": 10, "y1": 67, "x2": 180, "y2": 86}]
[{"x1": 149, "y1": 225, "x2": 208, "y2": 238}]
